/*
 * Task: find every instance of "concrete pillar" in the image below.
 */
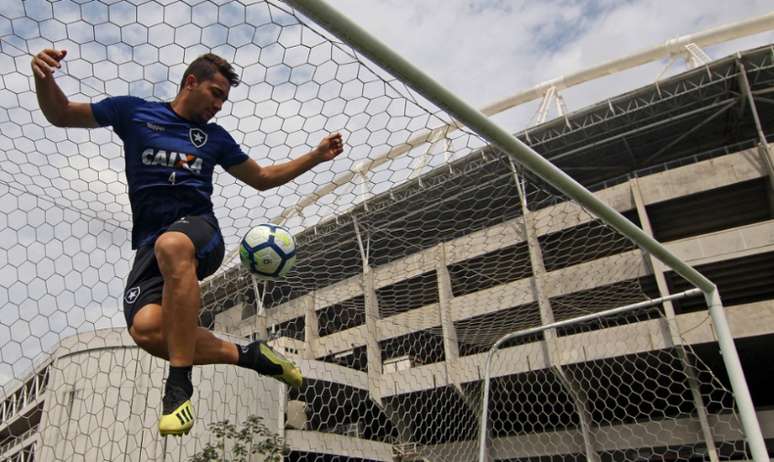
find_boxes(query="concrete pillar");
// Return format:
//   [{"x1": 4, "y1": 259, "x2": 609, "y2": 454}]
[
  {"x1": 434, "y1": 245, "x2": 460, "y2": 367},
  {"x1": 250, "y1": 276, "x2": 269, "y2": 340},
  {"x1": 512, "y1": 164, "x2": 600, "y2": 462},
  {"x1": 303, "y1": 292, "x2": 319, "y2": 360},
  {"x1": 631, "y1": 178, "x2": 720, "y2": 462},
  {"x1": 434, "y1": 242, "x2": 484, "y2": 424},
  {"x1": 363, "y1": 267, "x2": 383, "y2": 406},
  {"x1": 351, "y1": 216, "x2": 383, "y2": 405}
]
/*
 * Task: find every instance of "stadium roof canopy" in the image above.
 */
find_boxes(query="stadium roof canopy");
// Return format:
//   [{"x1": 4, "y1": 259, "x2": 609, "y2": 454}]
[
  {"x1": 292, "y1": 44, "x2": 774, "y2": 247},
  {"x1": 523, "y1": 44, "x2": 774, "y2": 189},
  {"x1": 204, "y1": 44, "x2": 774, "y2": 313}
]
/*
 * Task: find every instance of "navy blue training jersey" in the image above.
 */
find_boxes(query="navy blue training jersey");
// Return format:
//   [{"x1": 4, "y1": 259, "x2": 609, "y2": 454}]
[{"x1": 91, "y1": 96, "x2": 249, "y2": 249}]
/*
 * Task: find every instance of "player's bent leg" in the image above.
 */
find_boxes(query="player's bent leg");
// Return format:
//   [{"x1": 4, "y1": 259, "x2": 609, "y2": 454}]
[
  {"x1": 130, "y1": 303, "x2": 301, "y2": 390},
  {"x1": 130, "y1": 303, "x2": 301, "y2": 386},
  {"x1": 130, "y1": 304, "x2": 239, "y2": 365},
  {"x1": 236, "y1": 340, "x2": 303, "y2": 388}
]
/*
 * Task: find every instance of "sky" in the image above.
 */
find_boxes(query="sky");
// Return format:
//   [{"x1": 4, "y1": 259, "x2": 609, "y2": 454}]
[
  {"x1": 0, "y1": 0, "x2": 772, "y2": 389},
  {"x1": 326, "y1": 0, "x2": 774, "y2": 128}
]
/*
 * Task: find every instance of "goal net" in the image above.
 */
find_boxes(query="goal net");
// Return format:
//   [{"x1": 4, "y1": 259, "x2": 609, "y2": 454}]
[{"x1": 0, "y1": 1, "x2": 750, "y2": 461}]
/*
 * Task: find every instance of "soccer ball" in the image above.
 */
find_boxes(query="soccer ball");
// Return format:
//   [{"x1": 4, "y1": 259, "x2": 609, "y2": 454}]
[{"x1": 240, "y1": 224, "x2": 297, "y2": 279}]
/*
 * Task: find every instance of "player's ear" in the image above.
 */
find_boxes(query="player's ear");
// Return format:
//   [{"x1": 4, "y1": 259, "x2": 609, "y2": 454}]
[{"x1": 184, "y1": 74, "x2": 198, "y2": 90}]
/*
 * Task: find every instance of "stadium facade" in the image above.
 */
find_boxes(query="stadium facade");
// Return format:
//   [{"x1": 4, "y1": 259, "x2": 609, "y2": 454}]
[{"x1": 1, "y1": 45, "x2": 773, "y2": 462}]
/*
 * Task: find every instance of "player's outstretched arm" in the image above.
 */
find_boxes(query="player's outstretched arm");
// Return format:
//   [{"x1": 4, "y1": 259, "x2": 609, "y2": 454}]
[
  {"x1": 227, "y1": 132, "x2": 344, "y2": 191},
  {"x1": 31, "y1": 49, "x2": 98, "y2": 128}
]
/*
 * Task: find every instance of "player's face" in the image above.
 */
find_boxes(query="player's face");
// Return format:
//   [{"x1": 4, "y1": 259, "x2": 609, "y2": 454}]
[{"x1": 187, "y1": 72, "x2": 230, "y2": 124}]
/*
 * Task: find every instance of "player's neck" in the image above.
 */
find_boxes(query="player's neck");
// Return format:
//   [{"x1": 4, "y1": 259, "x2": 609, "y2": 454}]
[{"x1": 169, "y1": 97, "x2": 196, "y2": 123}]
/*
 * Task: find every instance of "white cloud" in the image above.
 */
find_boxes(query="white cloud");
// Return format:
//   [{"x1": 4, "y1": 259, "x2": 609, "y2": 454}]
[{"x1": 332, "y1": 0, "x2": 774, "y2": 126}]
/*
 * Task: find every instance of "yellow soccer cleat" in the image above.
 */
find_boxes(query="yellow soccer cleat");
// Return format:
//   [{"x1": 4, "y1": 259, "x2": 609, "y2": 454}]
[
  {"x1": 257, "y1": 342, "x2": 303, "y2": 388},
  {"x1": 158, "y1": 399, "x2": 195, "y2": 437}
]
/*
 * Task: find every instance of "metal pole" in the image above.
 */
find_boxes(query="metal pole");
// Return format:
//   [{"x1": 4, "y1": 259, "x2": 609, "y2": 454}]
[
  {"x1": 477, "y1": 289, "x2": 702, "y2": 462},
  {"x1": 283, "y1": 0, "x2": 715, "y2": 295},
  {"x1": 705, "y1": 290, "x2": 769, "y2": 461},
  {"x1": 479, "y1": 346, "x2": 497, "y2": 462}
]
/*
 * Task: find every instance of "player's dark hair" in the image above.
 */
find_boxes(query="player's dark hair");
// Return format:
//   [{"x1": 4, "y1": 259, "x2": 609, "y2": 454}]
[{"x1": 179, "y1": 53, "x2": 239, "y2": 90}]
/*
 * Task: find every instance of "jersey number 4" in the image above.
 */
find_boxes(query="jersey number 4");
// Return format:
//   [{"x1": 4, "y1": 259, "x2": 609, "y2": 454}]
[{"x1": 168, "y1": 171, "x2": 176, "y2": 184}]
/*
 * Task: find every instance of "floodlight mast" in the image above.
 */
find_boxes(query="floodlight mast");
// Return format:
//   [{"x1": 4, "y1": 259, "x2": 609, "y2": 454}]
[{"x1": 281, "y1": 1, "x2": 770, "y2": 461}]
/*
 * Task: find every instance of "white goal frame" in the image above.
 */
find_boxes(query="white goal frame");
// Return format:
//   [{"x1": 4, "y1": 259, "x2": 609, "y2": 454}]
[{"x1": 282, "y1": 1, "x2": 769, "y2": 460}]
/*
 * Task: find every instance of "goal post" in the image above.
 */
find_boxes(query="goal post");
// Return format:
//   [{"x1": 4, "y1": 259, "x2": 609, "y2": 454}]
[
  {"x1": 282, "y1": 0, "x2": 768, "y2": 459},
  {"x1": 479, "y1": 288, "x2": 704, "y2": 461}
]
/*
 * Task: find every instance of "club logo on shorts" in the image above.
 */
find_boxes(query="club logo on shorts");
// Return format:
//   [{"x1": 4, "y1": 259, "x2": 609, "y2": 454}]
[
  {"x1": 125, "y1": 286, "x2": 141, "y2": 304},
  {"x1": 189, "y1": 128, "x2": 207, "y2": 148}
]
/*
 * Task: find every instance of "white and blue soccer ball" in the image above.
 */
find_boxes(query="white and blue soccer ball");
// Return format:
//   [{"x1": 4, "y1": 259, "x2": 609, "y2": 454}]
[{"x1": 239, "y1": 224, "x2": 297, "y2": 279}]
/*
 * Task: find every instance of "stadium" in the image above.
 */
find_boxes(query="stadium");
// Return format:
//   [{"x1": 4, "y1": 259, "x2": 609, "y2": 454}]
[{"x1": 0, "y1": 1, "x2": 773, "y2": 461}]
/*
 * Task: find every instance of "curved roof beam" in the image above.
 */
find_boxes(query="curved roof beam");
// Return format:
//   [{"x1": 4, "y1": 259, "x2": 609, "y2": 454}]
[{"x1": 481, "y1": 12, "x2": 774, "y2": 116}]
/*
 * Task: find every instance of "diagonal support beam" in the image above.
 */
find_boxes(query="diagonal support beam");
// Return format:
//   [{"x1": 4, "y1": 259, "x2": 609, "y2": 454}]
[
  {"x1": 642, "y1": 100, "x2": 736, "y2": 165},
  {"x1": 737, "y1": 60, "x2": 774, "y2": 213}
]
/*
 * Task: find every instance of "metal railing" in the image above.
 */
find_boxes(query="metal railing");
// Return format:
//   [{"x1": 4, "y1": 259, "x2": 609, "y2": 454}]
[{"x1": 0, "y1": 366, "x2": 49, "y2": 428}]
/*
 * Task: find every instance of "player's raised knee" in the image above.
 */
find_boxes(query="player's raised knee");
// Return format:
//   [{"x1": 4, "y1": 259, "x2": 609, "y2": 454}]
[{"x1": 154, "y1": 232, "x2": 195, "y2": 272}]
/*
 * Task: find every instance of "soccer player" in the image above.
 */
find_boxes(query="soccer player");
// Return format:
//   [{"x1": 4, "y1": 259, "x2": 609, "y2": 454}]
[{"x1": 32, "y1": 49, "x2": 344, "y2": 436}]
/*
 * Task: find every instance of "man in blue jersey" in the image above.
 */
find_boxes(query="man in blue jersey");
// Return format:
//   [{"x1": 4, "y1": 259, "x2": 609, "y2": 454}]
[{"x1": 32, "y1": 49, "x2": 344, "y2": 436}]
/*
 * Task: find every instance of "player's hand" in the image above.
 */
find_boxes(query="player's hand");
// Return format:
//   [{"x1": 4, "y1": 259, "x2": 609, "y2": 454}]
[
  {"x1": 312, "y1": 132, "x2": 344, "y2": 162},
  {"x1": 31, "y1": 49, "x2": 67, "y2": 80}
]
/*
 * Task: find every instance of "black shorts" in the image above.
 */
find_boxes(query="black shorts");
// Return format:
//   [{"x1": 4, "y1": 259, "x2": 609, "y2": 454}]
[{"x1": 122, "y1": 215, "x2": 225, "y2": 329}]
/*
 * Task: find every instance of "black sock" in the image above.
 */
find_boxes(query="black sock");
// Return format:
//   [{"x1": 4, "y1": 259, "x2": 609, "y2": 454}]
[
  {"x1": 236, "y1": 341, "x2": 282, "y2": 376},
  {"x1": 166, "y1": 365, "x2": 193, "y2": 399}
]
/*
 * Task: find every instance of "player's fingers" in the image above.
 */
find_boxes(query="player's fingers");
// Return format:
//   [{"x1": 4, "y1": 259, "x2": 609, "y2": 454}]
[
  {"x1": 38, "y1": 52, "x2": 61, "y2": 68},
  {"x1": 41, "y1": 48, "x2": 65, "y2": 59},
  {"x1": 46, "y1": 48, "x2": 66, "y2": 62},
  {"x1": 35, "y1": 55, "x2": 55, "y2": 70}
]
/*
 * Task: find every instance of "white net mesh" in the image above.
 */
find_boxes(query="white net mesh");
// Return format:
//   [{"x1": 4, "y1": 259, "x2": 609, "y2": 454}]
[{"x1": 0, "y1": 1, "x2": 750, "y2": 461}]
